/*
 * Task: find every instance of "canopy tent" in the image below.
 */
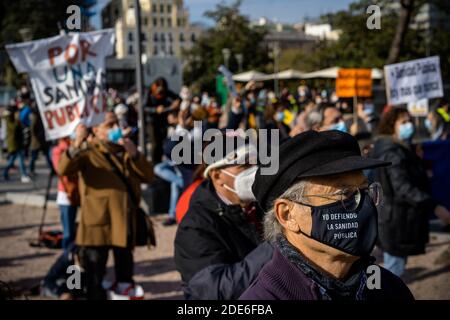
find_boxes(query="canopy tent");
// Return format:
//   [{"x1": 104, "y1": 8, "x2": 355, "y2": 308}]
[
  {"x1": 267, "y1": 69, "x2": 305, "y2": 80},
  {"x1": 232, "y1": 70, "x2": 268, "y2": 82},
  {"x1": 301, "y1": 67, "x2": 383, "y2": 80}
]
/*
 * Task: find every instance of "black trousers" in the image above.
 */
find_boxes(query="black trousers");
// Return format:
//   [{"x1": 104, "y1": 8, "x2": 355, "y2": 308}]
[{"x1": 79, "y1": 246, "x2": 134, "y2": 300}]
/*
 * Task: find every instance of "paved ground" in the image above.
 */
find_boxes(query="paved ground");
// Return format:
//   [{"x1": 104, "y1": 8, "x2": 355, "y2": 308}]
[
  {"x1": 1, "y1": 157, "x2": 449, "y2": 300},
  {"x1": 0, "y1": 204, "x2": 182, "y2": 300}
]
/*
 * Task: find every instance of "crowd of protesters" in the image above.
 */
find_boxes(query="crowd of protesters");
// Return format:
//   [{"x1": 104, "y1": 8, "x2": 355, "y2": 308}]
[{"x1": 2, "y1": 77, "x2": 450, "y2": 300}]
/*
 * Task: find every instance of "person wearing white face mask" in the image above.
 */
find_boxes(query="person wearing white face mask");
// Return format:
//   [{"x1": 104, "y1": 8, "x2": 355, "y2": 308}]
[
  {"x1": 372, "y1": 107, "x2": 450, "y2": 278},
  {"x1": 174, "y1": 141, "x2": 274, "y2": 300}
]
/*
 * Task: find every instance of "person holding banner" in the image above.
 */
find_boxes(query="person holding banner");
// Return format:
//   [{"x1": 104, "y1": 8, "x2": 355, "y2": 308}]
[
  {"x1": 372, "y1": 107, "x2": 450, "y2": 277},
  {"x1": 58, "y1": 112, "x2": 154, "y2": 300}
]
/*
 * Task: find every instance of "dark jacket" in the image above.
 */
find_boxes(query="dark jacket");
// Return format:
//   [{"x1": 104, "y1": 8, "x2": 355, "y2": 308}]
[
  {"x1": 239, "y1": 247, "x2": 414, "y2": 300},
  {"x1": 372, "y1": 137, "x2": 435, "y2": 257},
  {"x1": 174, "y1": 180, "x2": 274, "y2": 300},
  {"x1": 30, "y1": 110, "x2": 49, "y2": 151},
  {"x1": 5, "y1": 115, "x2": 23, "y2": 154}
]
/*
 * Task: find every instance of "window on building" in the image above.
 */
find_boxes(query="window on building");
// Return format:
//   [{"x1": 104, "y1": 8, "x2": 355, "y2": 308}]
[
  {"x1": 179, "y1": 33, "x2": 184, "y2": 42},
  {"x1": 142, "y1": 45, "x2": 147, "y2": 53},
  {"x1": 161, "y1": 33, "x2": 166, "y2": 42},
  {"x1": 128, "y1": 45, "x2": 134, "y2": 55},
  {"x1": 160, "y1": 18, "x2": 164, "y2": 27},
  {"x1": 153, "y1": 46, "x2": 158, "y2": 55},
  {"x1": 160, "y1": 4, "x2": 164, "y2": 13},
  {"x1": 143, "y1": 17, "x2": 148, "y2": 26},
  {"x1": 128, "y1": 32, "x2": 133, "y2": 41},
  {"x1": 153, "y1": 17, "x2": 157, "y2": 27},
  {"x1": 141, "y1": 32, "x2": 147, "y2": 41},
  {"x1": 177, "y1": 18, "x2": 181, "y2": 27},
  {"x1": 168, "y1": 18, "x2": 172, "y2": 27},
  {"x1": 169, "y1": 46, "x2": 174, "y2": 56},
  {"x1": 191, "y1": 33, "x2": 196, "y2": 42},
  {"x1": 154, "y1": 33, "x2": 158, "y2": 42},
  {"x1": 167, "y1": 4, "x2": 172, "y2": 12},
  {"x1": 152, "y1": 4, "x2": 157, "y2": 12},
  {"x1": 168, "y1": 33, "x2": 173, "y2": 42}
]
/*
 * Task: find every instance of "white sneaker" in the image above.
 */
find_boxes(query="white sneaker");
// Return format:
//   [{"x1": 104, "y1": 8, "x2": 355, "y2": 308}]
[{"x1": 21, "y1": 175, "x2": 31, "y2": 183}]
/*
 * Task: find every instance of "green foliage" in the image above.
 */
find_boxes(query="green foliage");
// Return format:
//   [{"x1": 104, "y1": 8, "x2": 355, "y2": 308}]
[
  {"x1": 0, "y1": 0, "x2": 86, "y2": 86},
  {"x1": 305, "y1": 0, "x2": 450, "y2": 79},
  {"x1": 183, "y1": 0, "x2": 270, "y2": 92}
]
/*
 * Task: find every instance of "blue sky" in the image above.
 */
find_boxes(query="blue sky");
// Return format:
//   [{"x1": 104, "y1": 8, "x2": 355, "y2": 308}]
[{"x1": 92, "y1": 0, "x2": 357, "y2": 28}]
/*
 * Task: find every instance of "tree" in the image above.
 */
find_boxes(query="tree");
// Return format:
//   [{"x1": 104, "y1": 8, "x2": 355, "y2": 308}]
[
  {"x1": 0, "y1": 0, "x2": 88, "y2": 87},
  {"x1": 182, "y1": 0, "x2": 270, "y2": 92},
  {"x1": 387, "y1": 0, "x2": 415, "y2": 64},
  {"x1": 306, "y1": 0, "x2": 450, "y2": 79}
]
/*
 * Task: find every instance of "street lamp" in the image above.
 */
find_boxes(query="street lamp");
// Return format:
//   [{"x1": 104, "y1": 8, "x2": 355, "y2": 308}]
[
  {"x1": 222, "y1": 48, "x2": 231, "y2": 69},
  {"x1": 235, "y1": 53, "x2": 243, "y2": 72}
]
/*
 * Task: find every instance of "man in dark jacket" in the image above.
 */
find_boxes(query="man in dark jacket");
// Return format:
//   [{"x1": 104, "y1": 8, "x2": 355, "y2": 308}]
[
  {"x1": 174, "y1": 143, "x2": 274, "y2": 300},
  {"x1": 145, "y1": 77, "x2": 180, "y2": 163},
  {"x1": 240, "y1": 130, "x2": 414, "y2": 300}
]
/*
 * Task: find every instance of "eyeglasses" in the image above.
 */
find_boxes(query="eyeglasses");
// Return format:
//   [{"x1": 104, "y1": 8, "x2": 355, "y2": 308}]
[{"x1": 292, "y1": 182, "x2": 383, "y2": 212}]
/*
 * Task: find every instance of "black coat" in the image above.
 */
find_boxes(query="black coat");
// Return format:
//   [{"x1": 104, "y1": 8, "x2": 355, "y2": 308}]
[
  {"x1": 372, "y1": 137, "x2": 435, "y2": 257},
  {"x1": 174, "y1": 180, "x2": 274, "y2": 300}
]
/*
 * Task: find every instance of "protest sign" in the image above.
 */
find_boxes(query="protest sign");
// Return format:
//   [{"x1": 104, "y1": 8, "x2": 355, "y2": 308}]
[
  {"x1": 407, "y1": 98, "x2": 429, "y2": 117},
  {"x1": 384, "y1": 56, "x2": 443, "y2": 106},
  {"x1": 6, "y1": 29, "x2": 115, "y2": 140},
  {"x1": 335, "y1": 68, "x2": 372, "y2": 98}
]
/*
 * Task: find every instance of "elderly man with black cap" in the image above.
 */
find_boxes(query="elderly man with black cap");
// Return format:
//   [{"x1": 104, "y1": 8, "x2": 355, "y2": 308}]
[
  {"x1": 240, "y1": 130, "x2": 414, "y2": 300},
  {"x1": 174, "y1": 139, "x2": 274, "y2": 300}
]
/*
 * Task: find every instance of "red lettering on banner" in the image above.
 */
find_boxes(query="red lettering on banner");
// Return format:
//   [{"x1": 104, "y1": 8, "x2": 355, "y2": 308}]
[
  {"x1": 80, "y1": 40, "x2": 97, "y2": 61},
  {"x1": 54, "y1": 108, "x2": 67, "y2": 126},
  {"x1": 47, "y1": 41, "x2": 96, "y2": 66},
  {"x1": 44, "y1": 111, "x2": 55, "y2": 129},
  {"x1": 48, "y1": 47, "x2": 63, "y2": 66},
  {"x1": 64, "y1": 44, "x2": 79, "y2": 65}
]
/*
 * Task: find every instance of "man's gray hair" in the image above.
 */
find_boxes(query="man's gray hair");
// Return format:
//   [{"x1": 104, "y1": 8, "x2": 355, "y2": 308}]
[
  {"x1": 263, "y1": 179, "x2": 311, "y2": 243},
  {"x1": 305, "y1": 110, "x2": 322, "y2": 129}
]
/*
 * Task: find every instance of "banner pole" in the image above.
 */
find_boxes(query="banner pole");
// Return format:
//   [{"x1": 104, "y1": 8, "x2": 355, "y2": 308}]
[
  {"x1": 353, "y1": 95, "x2": 358, "y2": 132},
  {"x1": 134, "y1": 0, "x2": 146, "y2": 156}
]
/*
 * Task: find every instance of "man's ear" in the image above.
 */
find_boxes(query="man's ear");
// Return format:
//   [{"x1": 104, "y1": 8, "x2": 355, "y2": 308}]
[
  {"x1": 274, "y1": 199, "x2": 300, "y2": 233},
  {"x1": 210, "y1": 169, "x2": 223, "y2": 185}
]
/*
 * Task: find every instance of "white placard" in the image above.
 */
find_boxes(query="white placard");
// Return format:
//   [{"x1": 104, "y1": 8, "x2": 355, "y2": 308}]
[
  {"x1": 6, "y1": 29, "x2": 115, "y2": 140},
  {"x1": 384, "y1": 56, "x2": 443, "y2": 106}
]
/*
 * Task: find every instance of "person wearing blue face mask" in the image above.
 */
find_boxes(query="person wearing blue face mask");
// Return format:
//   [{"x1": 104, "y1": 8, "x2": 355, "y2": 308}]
[
  {"x1": 372, "y1": 107, "x2": 450, "y2": 278},
  {"x1": 320, "y1": 105, "x2": 348, "y2": 133},
  {"x1": 425, "y1": 110, "x2": 450, "y2": 141},
  {"x1": 58, "y1": 112, "x2": 154, "y2": 300}
]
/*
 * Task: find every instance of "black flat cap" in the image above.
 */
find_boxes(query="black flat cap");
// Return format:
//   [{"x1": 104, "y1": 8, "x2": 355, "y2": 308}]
[{"x1": 252, "y1": 130, "x2": 390, "y2": 211}]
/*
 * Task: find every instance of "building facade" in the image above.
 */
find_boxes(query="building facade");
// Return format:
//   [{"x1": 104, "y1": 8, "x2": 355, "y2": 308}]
[{"x1": 102, "y1": 0, "x2": 202, "y2": 59}]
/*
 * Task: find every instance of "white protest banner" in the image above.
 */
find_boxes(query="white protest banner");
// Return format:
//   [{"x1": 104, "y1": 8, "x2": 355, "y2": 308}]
[
  {"x1": 6, "y1": 29, "x2": 115, "y2": 140},
  {"x1": 384, "y1": 56, "x2": 443, "y2": 106},
  {"x1": 407, "y1": 98, "x2": 429, "y2": 117}
]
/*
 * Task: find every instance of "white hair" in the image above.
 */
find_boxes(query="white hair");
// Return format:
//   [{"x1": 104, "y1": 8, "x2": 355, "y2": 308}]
[{"x1": 263, "y1": 179, "x2": 311, "y2": 243}]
